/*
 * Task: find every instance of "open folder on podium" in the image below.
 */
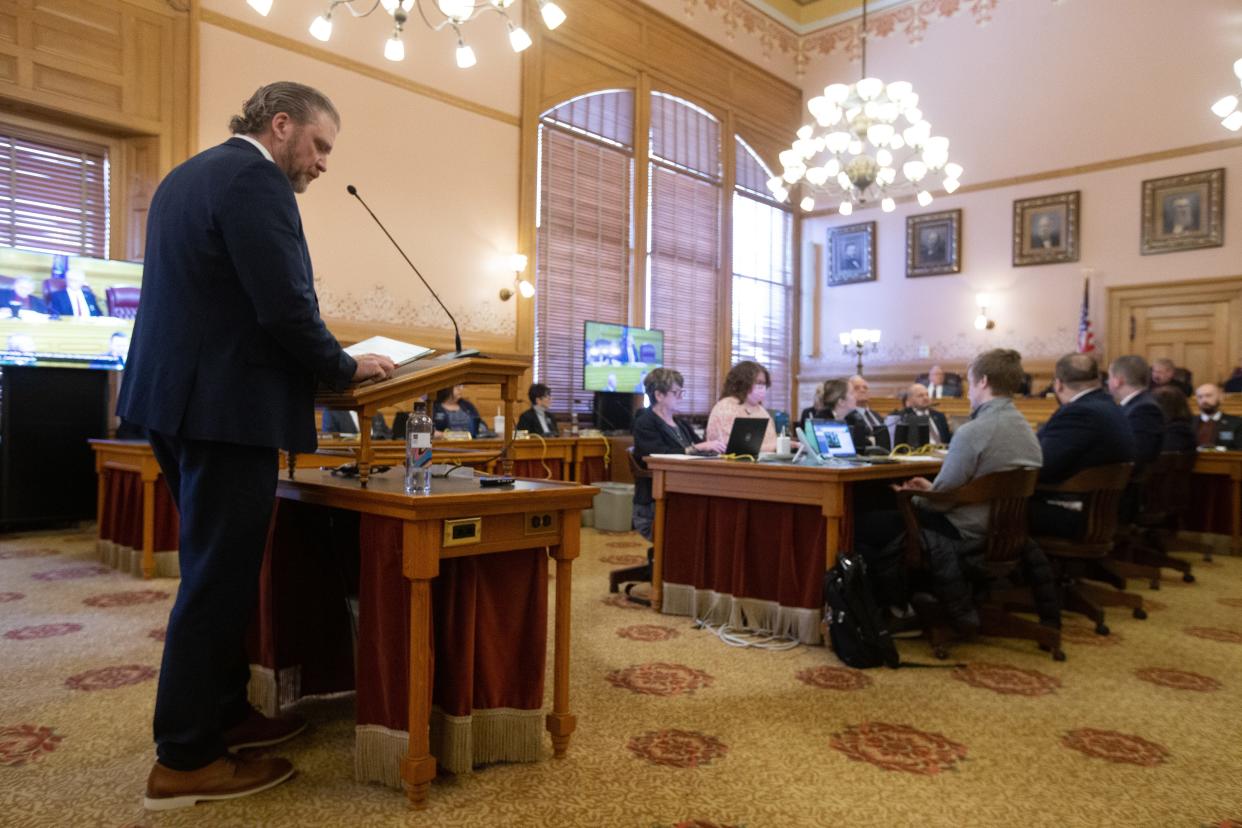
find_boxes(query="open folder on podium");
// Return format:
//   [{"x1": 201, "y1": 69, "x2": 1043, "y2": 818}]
[{"x1": 300, "y1": 354, "x2": 531, "y2": 486}]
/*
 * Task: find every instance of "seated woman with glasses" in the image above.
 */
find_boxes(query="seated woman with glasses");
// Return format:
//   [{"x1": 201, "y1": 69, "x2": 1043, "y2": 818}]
[
  {"x1": 705, "y1": 360, "x2": 778, "y2": 454},
  {"x1": 631, "y1": 368, "x2": 726, "y2": 539}
]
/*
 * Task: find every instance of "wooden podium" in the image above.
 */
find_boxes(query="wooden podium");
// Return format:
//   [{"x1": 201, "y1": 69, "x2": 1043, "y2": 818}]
[{"x1": 299, "y1": 354, "x2": 530, "y2": 486}]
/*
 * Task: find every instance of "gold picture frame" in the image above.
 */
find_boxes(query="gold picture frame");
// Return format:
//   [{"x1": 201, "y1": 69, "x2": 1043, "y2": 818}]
[
  {"x1": 1013, "y1": 191, "x2": 1080, "y2": 267},
  {"x1": 906, "y1": 209, "x2": 962, "y2": 277},
  {"x1": 1140, "y1": 168, "x2": 1224, "y2": 255},
  {"x1": 827, "y1": 221, "x2": 877, "y2": 286}
]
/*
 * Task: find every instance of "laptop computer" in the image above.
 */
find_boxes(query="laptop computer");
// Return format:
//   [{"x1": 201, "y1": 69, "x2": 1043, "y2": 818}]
[
  {"x1": 725, "y1": 417, "x2": 769, "y2": 457},
  {"x1": 808, "y1": 419, "x2": 859, "y2": 459}
]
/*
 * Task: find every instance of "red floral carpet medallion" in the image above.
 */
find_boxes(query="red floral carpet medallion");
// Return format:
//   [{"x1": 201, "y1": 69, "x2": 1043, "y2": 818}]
[
  {"x1": 607, "y1": 663, "x2": 714, "y2": 696},
  {"x1": 65, "y1": 664, "x2": 158, "y2": 692},
  {"x1": 1217, "y1": 597, "x2": 1242, "y2": 609},
  {"x1": 627, "y1": 729, "x2": 728, "y2": 768},
  {"x1": 31, "y1": 565, "x2": 112, "y2": 582},
  {"x1": 1183, "y1": 627, "x2": 1242, "y2": 644},
  {"x1": 830, "y1": 722, "x2": 967, "y2": 776},
  {"x1": 82, "y1": 590, "x2": 169, "y2": 608},
  {"x1": 952, "y1": 662, "x2": 1061, "y2": 696},
  {"x1": 148, "y1": 627, "x2": 167, "y2": 642},
  {"x1": 0, "y1": 547, "x2": 59, "y2": 560},
  {"x1": 599, "y1": 554, "x2": 647, "y2": 566},
  {"x1": 1061, "y1": 728, "x2": 1169, "y2": 766},
  {"x1": 0, "y1": 724, "x2": 62, "y2": 766},
  {"x1": 0, "y1": 592, "x2": 25, "y2": 603},
  {"x1": 4, "y1": 623, "x2": 84, "y2": 641},
  {"x1": 1061, "y1": 624, "x2": 1123, "y2": 646},
  {"x1": 1134, "y1": 667, "x2": 1221, "y2": 692},
  {"x1": 616, "y1": 625, "x2": 680, "y2": 642},
  {"x1": 795, "y1": 666, "x2": 872, "y2": 691},
  {"x1": 605, "y1": 541, "x2": 645, "y2": 549},
  {"x1": 601, "y1": 595, "x2": 647, "y2": 610}
]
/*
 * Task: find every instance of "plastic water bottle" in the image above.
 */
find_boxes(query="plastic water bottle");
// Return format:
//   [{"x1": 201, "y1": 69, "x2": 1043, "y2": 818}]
[
  {"x1": 570, "y1": 410, "x2": 579, "y2": 437},
  {"x1": 405, "y1": 401, "x2": 433, "y2": 495},
  {"x1": 493, "y1": 406, "x2": 505, "y2": 437}
]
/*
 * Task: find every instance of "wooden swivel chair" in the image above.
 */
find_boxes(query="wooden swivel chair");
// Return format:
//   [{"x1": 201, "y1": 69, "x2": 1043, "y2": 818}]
[
  {"x1": 1121, "y1": 451, "x2": 1197, "y2": 584},
  {"x1": 608, "y1": 447, "x2": 652, "y2": 606},
  {"x1": 1032, "y1": 463, "x2": 1139, "y2": 636},
  {"x1": 897, "y1": 467, "x2": 1063, "y2": 660}
]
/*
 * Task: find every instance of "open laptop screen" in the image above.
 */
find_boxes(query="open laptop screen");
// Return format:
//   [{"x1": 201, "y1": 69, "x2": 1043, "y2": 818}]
[{"x1": 809, "y1": 419, "x2": 857, "y2": 457}]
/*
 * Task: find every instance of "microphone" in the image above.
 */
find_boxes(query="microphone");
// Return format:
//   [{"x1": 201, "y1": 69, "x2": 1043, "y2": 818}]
[{"x1": 346, "y1": 184, "x2": 477, "y2": 359}]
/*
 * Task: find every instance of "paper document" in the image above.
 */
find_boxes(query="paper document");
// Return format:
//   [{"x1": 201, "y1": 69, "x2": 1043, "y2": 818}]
[{"x1": 344, "y1": 335, "x2": 434, "y2": 366}]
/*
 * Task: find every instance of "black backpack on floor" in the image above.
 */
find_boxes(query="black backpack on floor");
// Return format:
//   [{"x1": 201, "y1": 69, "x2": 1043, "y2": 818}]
[{"x1": 823, "y1": 555, "x2": 900, "y2": 669}]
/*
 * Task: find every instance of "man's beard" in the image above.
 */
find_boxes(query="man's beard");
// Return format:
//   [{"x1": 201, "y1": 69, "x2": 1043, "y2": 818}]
[
  {"x1": 276, "y1": 135, "x2": 312, "y2": 193},
  {"x1": 1200, "y1": 403, "x2": 1219, "y2": 416}
]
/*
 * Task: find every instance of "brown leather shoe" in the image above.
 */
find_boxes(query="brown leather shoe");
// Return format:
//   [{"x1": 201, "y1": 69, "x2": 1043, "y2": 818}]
[
  {"x1": 144, "y1": 755, "x2": 294, "y2": 811},
  {"x1": 223, "y1": 709, "x2": 308, "y2": 753}
]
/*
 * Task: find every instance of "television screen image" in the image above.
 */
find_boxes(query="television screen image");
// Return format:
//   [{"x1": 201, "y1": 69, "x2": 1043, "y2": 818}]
[
  {"x1": 583, "y1": 320, "x2": 664, "y2": 392},
  {"x1": 0, "y1": 246, "x2": 141, "y2": 370}
]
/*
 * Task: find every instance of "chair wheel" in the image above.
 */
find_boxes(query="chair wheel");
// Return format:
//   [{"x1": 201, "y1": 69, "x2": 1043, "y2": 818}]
[
  {"x1": 1094, "y1": 623, "x2": 1110, "y2": 636},
  {"x1": 1052, "y1": 649, "x2": 1067, "y2": 662},
  {"x1": 1133, "y1": 608, "x2": 1147, "y2": 620},
  {"x1": 1182, "y1": 572, "x2": 1195, "y2": 583}
]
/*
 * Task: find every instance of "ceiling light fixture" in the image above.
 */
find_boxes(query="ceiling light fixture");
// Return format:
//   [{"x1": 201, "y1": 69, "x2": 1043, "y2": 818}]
[
  {"x1": 252, "y1": 0, "x2": 562, "y2": 67},
  {"x1": 767, "y1": 0, "x2": 962, "y2": 213},
  {"x1": 1211, "y1": 59, "x2": 1242, "y2": 131}
]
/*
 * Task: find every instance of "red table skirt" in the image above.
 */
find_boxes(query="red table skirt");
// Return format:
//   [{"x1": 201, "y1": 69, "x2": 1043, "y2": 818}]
[
  {"x1": 511, "y1": 458, "x2": 564, "y2": 480},
  {"x1": 660, "y1": 493, "x2": 826, "y2": 644},
  {"x1": 248, "y1": 499, "x2": 549, "y2": 786},
  {"x1": 1185, "y1": 474, "x2": 1235, "y2": 535},
  {"x1": 579, "y1": 456, "x2": 607, "y2": 485},
  {"x1": 96, "y1": 468, "x2": 180, "y2": 577}
]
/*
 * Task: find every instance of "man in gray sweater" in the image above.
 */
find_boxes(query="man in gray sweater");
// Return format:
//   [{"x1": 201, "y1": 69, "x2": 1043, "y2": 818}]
[{"x1": 856, "y1": 349, "x2": 1042, "y2": 609}]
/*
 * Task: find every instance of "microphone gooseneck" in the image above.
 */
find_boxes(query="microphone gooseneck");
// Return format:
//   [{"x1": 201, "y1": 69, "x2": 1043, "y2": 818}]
[{"x1": 345, "y1": 184, "x2": 465, "y2": 356}]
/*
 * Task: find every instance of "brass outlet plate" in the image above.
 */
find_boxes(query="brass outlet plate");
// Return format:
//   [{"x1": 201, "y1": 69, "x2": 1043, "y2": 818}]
[
  {"x1": 443, "y1": 517, "x2": 482, "y2": 547},
  {"x1": 523, "y1": 511, "x2": 558, "y2": 536}
]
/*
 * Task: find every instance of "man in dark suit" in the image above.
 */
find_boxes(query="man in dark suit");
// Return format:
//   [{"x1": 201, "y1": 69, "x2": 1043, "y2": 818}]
[
  {"x1": 48, "y1": 269, "x2": 103, "y2": 317},
  {"x1": 117, "y1": 82, "x2": 395, "y2": 810},
  {"x1": 898, "y1": 382, "x2": 952, "y2": 445},
  {"x1": 516, "y1": 382, "x2": 559, "y2": 437},
  {"x1": 1108, "y1": 355, "x2": 1164, "y2": 467},
  {"x1": 919, "y1": 364, "x2": 962, "y2": 399},
  {"x1": 1, "y1": 276, "x2": 49, "y2": 316},
  {"x1": 1150, "y1": 357, "x2": 1192, "y2": 397},
  {"x1": 1194, "y1": 383, "x2": 1242, "y2": 449},
  {"x1": 843, "y1": 374, "x2": 890, "y2": 450},
  {"x1": 1029, "y1": 353, "x2": 1135, "y2": 537}
]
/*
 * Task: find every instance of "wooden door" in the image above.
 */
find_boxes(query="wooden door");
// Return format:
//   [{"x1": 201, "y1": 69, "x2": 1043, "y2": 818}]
[{"x1": 1109, "y1": 277, "x2": 1242, "y2": 387}]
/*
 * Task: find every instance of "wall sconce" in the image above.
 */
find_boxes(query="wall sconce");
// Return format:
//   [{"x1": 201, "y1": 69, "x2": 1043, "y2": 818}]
[
  {"x1": 839, "y1": 328, "x2": 881, "y2": 375},
  {"x1": 974, "y1": 293, "x2": 996, "y2": 331},
  {"x1": 499, "y1": 253, "x2": 534, "y2": 301}
]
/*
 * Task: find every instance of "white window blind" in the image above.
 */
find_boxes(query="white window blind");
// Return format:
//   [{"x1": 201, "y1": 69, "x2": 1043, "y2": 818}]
[
  {"x1": 732, "y1": 139, "x2": 793, "y2": 414},
  {"x1": 647, "y1": 93, "x2": 721, "y2": 414},
  {"x1": 535, "y1": 91, "x2": 633, "y2": 413},
  {"x1": 0, "y1": 124, "x2": 109, "y2": 258}
]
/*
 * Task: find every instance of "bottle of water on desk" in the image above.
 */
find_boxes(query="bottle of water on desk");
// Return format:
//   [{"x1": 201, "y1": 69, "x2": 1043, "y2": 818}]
[
  {"x1": 405, "y1": 401, "x2": 433, "y2": 495},
  {"x1": 570, "y1": 411, "x2": 579, "y2": 438}
]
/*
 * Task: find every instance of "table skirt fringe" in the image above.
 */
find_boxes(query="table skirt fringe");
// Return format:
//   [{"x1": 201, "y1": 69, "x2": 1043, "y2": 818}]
[
  {"x1": 96, "y1": 539, "x2": 179, "y2": 578},
  {"x1": 661, "y1": 583, "x2": 823, "y2": 644}
]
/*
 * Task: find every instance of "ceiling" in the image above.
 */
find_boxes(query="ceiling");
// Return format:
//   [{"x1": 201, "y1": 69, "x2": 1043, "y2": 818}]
[{"x1": 745, "y1": 0, "x2": 907, "y2": 31}]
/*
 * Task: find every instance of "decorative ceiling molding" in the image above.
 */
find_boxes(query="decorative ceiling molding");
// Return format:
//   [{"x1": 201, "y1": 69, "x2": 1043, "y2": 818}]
[{"x1": 681, "y1": 0, "x2": 1023, "y2": 76}]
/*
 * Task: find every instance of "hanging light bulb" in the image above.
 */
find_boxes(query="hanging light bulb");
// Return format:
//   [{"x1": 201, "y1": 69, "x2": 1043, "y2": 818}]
[
  {"x1": 508, "y1": 23, "x2": 533, "y2": 52},
  {"x1": 455, "y1": 36, "x2": 477, "y2": 68},
  {"x1": 247, "y1": 0, "x2": 273, "y2": 15},
  {"x1": 309, "y1": 14, "x2": 333, "y2": 41},
  {"x1": 838, "y1": 201, "x2": 853, "y2": 216},
  {"x1": 917, "y1": 190, "x2": 933, "y2": 207},
  {"x1": 539, "y1": 0, "x2": 567, "y2": 29},
  {"x1": 800, "y1": 196, "x2": 816, "y2": 211},
  {"x1": 517, "y1": 279, "x2": 535, "y2": 298},
  {"x1": 943, "y1": 178, "x2": 960, "y2": 194},
  {"x1": 881, "y1": 198, "x2": 896, "y2": 213},
  {"x1": 437, "y1": 0, "x2": 473, "y2": 23},
  {"x1": 384, "y1": 32, "x2": 405, "y2": 61}
]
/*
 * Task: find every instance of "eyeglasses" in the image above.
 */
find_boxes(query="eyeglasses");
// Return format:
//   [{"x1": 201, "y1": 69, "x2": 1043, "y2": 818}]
[{"x1": 666, "y1": 388, "x2": 686, "y2": 398}]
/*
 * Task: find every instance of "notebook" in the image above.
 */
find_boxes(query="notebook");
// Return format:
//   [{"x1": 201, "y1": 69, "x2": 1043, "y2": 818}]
[{"x1": 725, "y1": 417, "x2": 769, "y2": 457}]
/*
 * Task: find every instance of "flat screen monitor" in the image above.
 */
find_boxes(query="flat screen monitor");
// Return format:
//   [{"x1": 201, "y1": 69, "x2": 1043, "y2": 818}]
[
  {"x1": 583, "y1": 320, "x2": 663, "y2": 393},
  {"x1": 809, "y1": 419, "x2": 858, "y2": 458},
  {"x1": 0, "y1": 246, "x2": 142, "y2": 371}
]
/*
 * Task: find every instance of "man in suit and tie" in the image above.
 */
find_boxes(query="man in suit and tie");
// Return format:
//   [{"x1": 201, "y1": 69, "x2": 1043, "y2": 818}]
[
  {"x1": 117, "y1": 82, "x2": 396, "y2": 810},
  {"x1": 924, "y1": 364, "x2": 961, "y2": 399},
  {"x1": 1194, "y1": 383, "x2": 1242, "y2": 449},
  {"x1": 899, "y1": 382, "x2": 952, "y2": 445},
  {"x1": 1029, "y1": 353, "x2": 1135, "y2": 537},
  {"x1": 844, "y1": 374, "x2": 890, "y2": 450},
  {"x1": 1108, "y1": 355, "x2": 1164, "y2": 467},
  {"x1": 2, "y1": 276, "x2": 49, "y2": 316},
  {"x1": 48, "y1": 268, "x2": 102, "y2": 317}
]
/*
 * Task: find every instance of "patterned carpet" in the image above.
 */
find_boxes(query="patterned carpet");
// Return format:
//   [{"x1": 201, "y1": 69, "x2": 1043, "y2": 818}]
[{"x1": 1, "y1": 526, "x2": 1240, "y2": 827}]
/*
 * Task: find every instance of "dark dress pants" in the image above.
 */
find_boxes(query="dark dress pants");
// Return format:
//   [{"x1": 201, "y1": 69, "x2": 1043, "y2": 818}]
[
  {"x1": 854, "y1": 507, "x2": 961, "y2": 608},
  {"x1": 148, "y1": 431, "x2": 278, "y2": 771}
]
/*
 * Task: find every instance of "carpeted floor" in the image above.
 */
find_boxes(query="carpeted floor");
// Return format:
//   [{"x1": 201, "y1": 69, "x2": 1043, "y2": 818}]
[{"x1": 1, "y1": 525, "x2": 1240, "y2": 827}]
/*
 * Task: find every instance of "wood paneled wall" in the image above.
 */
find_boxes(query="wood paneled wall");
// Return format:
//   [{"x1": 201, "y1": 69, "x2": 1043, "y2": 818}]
[{"x1": 0, "y1": 0, "x2": 194, "y2": 260}]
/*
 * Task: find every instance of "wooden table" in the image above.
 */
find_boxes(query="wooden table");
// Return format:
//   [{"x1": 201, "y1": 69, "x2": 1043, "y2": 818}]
[
  {"x1": 645, "y1": 456, "x2": 940, "y2": 642},
  {"x1": 89, "y1": 439, "x2": 179, "y2": 578},
  {"x1": 271, "y1": 469, "x2": 596, "y2": 808},
  {"x1": 1193, "y1": 450, "x2": 1242, "y2": 553}
]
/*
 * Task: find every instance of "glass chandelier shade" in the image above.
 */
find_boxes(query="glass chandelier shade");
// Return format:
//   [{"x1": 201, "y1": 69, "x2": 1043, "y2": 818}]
[
  {"x1": 1210, "y1": 58, "x2": 1242, "y2": 131},
  {"x1": 252, "y1": 0, "x2": 563, "y2": 67}
]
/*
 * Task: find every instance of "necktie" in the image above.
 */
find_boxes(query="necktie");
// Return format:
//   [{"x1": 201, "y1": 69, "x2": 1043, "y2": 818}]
[
  {"x1": 1197, "y1": 418, "x2": 1216, "y2": 447},
  {"x1": 931, "y1": 385, "x2": 940, "y2": 399},
  {"x1": 73, "y1": 291, "x2": 85, "y2": 316},
  {"x1": 925, "y1": 412, "x2": 941, "y2": 443}
]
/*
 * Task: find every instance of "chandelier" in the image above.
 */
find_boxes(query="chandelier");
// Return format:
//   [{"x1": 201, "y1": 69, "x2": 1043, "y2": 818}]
[
  {"x1": 245, "y1": 0, "x2": 566, "y2": 68},
  {"x1": 1210, "y1": 59, "x2": 1242, "y2": 131},
  {"x1": 766, "y1": 1, "x2": 961, "y2": 215}
]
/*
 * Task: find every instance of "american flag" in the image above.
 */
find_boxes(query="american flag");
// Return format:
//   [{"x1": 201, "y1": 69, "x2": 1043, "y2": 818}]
[{"x1": 1077, "y1": 276, "x2": 1095, "y2": 353}]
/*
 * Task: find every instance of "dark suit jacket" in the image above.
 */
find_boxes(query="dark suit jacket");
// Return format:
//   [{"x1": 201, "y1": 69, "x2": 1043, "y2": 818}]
[
  {"x1": 516, "y1": 406, "x2": 558, "y2": 437},
  {"x1": 1036, "y1": 388, "x2": 1135, "y2": 484},
  {"x1": 1198, "y1": 413, "x2": 1242, "y2": 449},
  {"x1": 117, "y1": 138, "x2": 355, "y2": 452},
  {"x1": 845, "y1": 407, "x2": 891, "y2": 450},
  {"x1": 1121, "y1": 390, "x2": 1165, "y2": 466},
  {"x1": 322, "y1": 409, "x2": 391, "y2": 439},
  {"x1": 49, "y1": 287, "x2": 101, "y2": 317},
  {"x1": 632, "y1": 408, "x2": 696, "y2": 505},
  {"x1": 897, "y1": 406, "x2": 953, "y2": 444},
  {"x1": 916, "y1": 373, "x2": 963, "y2": 398},
  {"x1": 1162, "y1": 419, "x2": 1197, "y2": 455},
  {"x1": 1, "y1": 290, "x2": 48, "y2": 315}
]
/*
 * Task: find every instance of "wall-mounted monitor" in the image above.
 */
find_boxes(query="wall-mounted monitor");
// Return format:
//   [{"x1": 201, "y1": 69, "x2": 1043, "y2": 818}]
[{"x1": 583, "y1": 320, "x2": 664, "y2": 393}]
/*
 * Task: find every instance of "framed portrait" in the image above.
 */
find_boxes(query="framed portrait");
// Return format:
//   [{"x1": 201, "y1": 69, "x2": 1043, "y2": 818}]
[
  {"x1": 906, "y1": 209, "x2": 962, "y2": 277},
  {"x1": 827, "y1": 221, "x2": 876, "y2": 286},
  {"x1": 1140, "y1": 168, "x2": 1224, "y2": 255},
  {"x1": 1013, "y1": 191, "x2": 1080, "y2": 267}
]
